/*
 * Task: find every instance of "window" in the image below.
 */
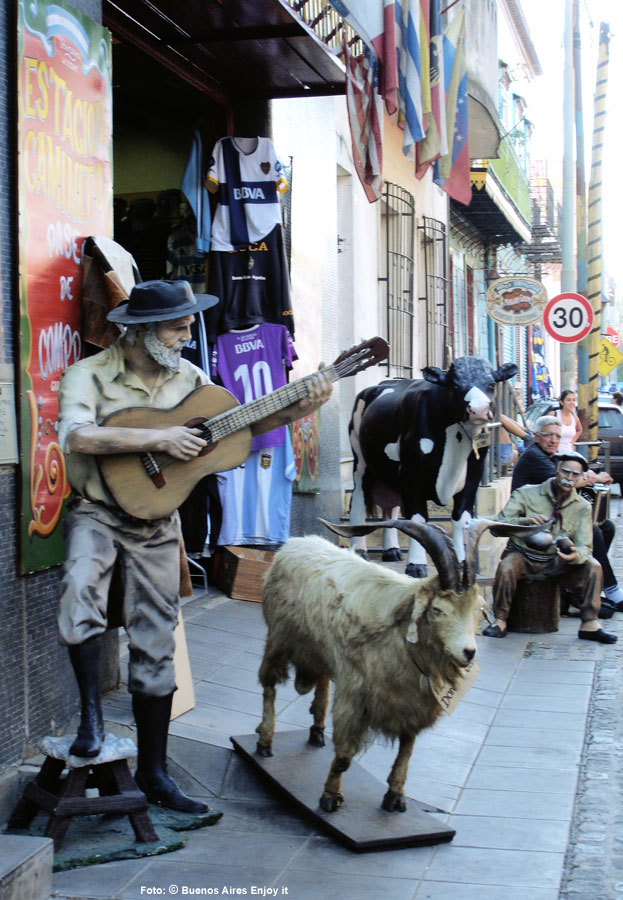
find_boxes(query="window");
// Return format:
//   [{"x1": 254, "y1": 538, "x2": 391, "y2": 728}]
[
  {"x1": 419, "y1": 216, "x2": 449, "y2": 366},
  {"x1": 380, "y1": 182, "x2": 415, "y2": 377}
]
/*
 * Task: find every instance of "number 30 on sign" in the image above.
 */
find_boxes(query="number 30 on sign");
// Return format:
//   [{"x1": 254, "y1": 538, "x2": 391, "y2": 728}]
[{"x1": 543, "y1": 293, "x2": 594, "y2": 343}]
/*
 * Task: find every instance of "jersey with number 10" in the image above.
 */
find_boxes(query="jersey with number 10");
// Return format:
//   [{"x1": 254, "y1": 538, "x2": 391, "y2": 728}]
[{"x1": 211, "y1": 323, "x2": 297, "y2": 452}]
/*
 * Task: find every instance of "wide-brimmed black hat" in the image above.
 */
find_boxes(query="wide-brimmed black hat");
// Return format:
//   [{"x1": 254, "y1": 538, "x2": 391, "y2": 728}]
[
  {"x1": 107, "y1": 280, "x2": 219, "y2": 325},
  {"x1": 553, "y1": 451, "x2": 589, "y2": 471}
]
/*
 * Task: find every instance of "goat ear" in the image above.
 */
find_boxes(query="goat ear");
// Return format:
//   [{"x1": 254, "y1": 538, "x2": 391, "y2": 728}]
[{"x1": 406, "y1": 596, "x2": 428, "y2": 644}]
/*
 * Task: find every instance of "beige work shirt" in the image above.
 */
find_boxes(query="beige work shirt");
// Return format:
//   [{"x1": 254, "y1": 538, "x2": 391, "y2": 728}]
[
  {"x1": 58, "y1": 338, "x2": 209, "y2": 505},
  {"x1": 496, "y1": 477, "x2": 593, "y2": 565}
]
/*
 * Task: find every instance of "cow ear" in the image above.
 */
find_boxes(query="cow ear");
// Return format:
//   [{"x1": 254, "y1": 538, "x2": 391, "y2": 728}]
[
  {"x1": 422, "y1": 365, "x2": 448, "y2": 386},
  {"x1": 492, "y1": 362, "x2": 519, "y2": 382}
]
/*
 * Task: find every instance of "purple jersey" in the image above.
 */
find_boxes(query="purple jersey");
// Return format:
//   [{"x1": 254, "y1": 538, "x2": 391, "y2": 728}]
[{"x1": 212, "y1": 323, "x2": 297, "y2": 451}]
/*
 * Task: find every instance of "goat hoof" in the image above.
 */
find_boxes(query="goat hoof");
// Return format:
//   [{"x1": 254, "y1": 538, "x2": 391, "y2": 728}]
[
  {"x1": 354, "y1": 549, "x2": 369, "y2": 560},
  {"x1": 256, "y1": 742, "x2": 273, "y2": 758},
  {"x1": 405, "y1": 563, "x2": 427, "y2": 579},
  {"x1": 382, "y1": 547, "x2": 403, "y2": 562},
  {"x1": 308, "y1": 726, "x2": 325, "y2": 748},
  {"x1": 382, "y1": 789, "x2": 407, "y2": 812},
  {"x1": 319, "y1": 793, "x2": 344, "y2": 812}
]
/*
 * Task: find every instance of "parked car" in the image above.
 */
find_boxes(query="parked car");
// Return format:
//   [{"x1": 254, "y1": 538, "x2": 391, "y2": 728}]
[{"x1": 522, "y1": 398, "x2": 623, "y2": 485}]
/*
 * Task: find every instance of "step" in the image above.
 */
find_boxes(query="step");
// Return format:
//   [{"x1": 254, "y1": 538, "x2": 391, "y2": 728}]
[{"x1": 0, "y1": 834, "x2": 53, "y2": 900}]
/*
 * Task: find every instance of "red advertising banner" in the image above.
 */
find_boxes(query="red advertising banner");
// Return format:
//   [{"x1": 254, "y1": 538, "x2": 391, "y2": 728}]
[{"x1": 17, "y1": 2, "x2": 112, "y2": 572}]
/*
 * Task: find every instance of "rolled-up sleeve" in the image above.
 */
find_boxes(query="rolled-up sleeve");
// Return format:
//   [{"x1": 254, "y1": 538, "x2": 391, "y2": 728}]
[
  {"x1": 569, "y1": 501, "x2": 593, "y2": 565},
  {"x1": 495, "y1": 488, "x2": 528, "y2": 524},
  {"x1": 58, "y1": 365, "x2": 97, "y2": 453}
]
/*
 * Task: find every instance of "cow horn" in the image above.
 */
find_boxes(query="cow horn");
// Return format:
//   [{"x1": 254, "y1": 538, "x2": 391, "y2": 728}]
[
  {"x1": 318, "y1": 518, "x2": 462, "y2": 591},
  {"x1": 462, "y1": 516, "x2": 555, "y2": 588}
]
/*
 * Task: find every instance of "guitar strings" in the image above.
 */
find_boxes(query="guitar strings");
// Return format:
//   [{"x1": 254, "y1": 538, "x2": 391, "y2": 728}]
[{"x1": 138, "y1": 346, "x2": 376, "y2": 475}]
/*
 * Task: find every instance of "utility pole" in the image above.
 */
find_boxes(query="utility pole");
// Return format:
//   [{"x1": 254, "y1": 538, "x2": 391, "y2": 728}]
[
  {"x1": 586, "y1": 23, "x2": 610, "y2": 447},
  {"x1": 560, "y1": 0, "x2": 577, "y2": 388},
  {"x1": 573, "y1": 0, "x2": 588, "y2": 433}
]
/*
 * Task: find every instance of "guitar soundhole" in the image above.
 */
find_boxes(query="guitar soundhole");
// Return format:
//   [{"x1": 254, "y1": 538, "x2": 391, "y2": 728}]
[{"x1": 185, "y1": 416, "x2": 215, "y2": 457}]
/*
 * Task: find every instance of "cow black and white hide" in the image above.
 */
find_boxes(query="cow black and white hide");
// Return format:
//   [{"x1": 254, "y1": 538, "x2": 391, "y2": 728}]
[
  {"x1": 348, "y1": 357, "x2": 518, "y2": 576},
  {"x1": 256, "y1": 517, "x2": 546, "y2": 814}
]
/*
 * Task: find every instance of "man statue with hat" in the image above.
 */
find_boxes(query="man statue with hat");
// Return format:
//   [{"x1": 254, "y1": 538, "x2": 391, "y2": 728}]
[
  {"x1": 482, "y1": 450, "x2": 617, "y2": 644},
  {"x1": 56, "y1": 280, "x2": 332, "y2": 813}
]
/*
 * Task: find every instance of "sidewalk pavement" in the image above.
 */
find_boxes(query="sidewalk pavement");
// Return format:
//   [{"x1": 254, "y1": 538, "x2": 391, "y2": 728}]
[{"x1": 50, "y1": 504, "x2": 623, "y2": 900}]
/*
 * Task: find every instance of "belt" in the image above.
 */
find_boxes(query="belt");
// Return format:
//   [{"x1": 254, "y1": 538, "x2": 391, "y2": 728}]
[
  {"x1": 72, "y1": 495, "x2": 172, "y2": 527},
  {"x1": 507, "y1": 540, "x2": 554, "y2": 563}
]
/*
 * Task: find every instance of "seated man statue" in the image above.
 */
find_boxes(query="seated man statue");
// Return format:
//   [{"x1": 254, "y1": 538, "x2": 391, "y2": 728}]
[
  {"x1": 482, "y1": 449, "x2": 617, "y2": 644},
  {"x1": 511, "y1": 415, "x2": 623, "y2": 612},
  {"x1": 57, "y1": 279, "x2": 333, "y2": 814}
]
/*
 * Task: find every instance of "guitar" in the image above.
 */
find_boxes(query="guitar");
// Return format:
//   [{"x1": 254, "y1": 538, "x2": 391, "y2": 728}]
[{"x1": 98, "y1": 337, "x2": 389, "y2": 519}]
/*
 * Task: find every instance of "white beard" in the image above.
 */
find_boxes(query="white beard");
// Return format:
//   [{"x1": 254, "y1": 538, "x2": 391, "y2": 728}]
[{"x1": 143, "y1": 329, "x2": 185, "y2": 372}]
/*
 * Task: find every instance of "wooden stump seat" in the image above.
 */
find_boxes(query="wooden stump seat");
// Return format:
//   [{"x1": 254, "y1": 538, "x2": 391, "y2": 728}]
[
  {"x1": 506, "y1": 575, "x2": 560, "y2": 634},
  {"x1": 8, "y1": 734, "x2": 158, "y2": 851}
]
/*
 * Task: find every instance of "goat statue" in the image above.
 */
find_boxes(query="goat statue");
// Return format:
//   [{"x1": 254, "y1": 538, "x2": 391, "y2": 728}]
[{"x1": 256, "y1": 516, "x2": 546, "y2": 814}]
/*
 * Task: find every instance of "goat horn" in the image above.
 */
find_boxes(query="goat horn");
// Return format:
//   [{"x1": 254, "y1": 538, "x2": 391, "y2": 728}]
[
  {"x1": 318, "y1": 518, "x2": 462, "y2": 591},
  {"x1": 462, "y1": 516, "x2": 555, "y2": 588}
]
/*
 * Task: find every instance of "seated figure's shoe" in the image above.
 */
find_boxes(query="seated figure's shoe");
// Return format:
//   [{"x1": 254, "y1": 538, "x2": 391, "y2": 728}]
[
  {"x1": 578, "y1": 629, "x2": 618, "y2": 644},
  {"x1": 135, "y1": 770, "x2": 208, "y2": 814},
  {"x1": 603, "y1": 584, "x2": 623, "y2": 611},
  {"x1": 597, "y1": 601, "x2": 615, "y2": 620},
  {"x1": 482, "y1": 624, "x2": 507, "y2": 638}
]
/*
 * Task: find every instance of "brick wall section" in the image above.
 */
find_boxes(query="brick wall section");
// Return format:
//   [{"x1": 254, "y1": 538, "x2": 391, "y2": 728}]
[{"x1": 0, "y1": 0, "x2": 103, "y2": 773}]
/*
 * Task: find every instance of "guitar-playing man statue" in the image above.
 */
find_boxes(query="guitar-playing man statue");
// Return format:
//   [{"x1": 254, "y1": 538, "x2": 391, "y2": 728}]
[{"x1": 57, "y1": 279, "x2": 333, "y2": 814}]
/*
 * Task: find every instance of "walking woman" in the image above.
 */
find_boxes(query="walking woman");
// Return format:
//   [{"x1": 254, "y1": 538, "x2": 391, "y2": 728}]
[{"x1": 554, "y1": 389, "x2": 583, "y2": 452}]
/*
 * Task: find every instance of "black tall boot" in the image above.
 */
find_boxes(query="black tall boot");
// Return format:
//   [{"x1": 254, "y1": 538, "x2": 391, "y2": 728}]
[
  {"x1": 133, "y1": 693, "x2": 208, "y2": 814},
  {"x1": 68, "y1": 636, "x2": 104, "y2": 757}
]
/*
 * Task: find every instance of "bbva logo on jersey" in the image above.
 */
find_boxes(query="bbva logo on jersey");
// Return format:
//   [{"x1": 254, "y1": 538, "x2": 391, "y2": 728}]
[
  {"x1": 234, "y1": 338, "x2": 265, "y2": 354},
  {"x1": 233, "y1": 186, "x2": 266, "y2": 201}
]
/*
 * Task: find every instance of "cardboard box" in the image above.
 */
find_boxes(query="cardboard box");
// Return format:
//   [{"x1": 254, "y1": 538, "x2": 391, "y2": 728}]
[{"x1": 218, "y1": 546, "x2": 275, "y2": 603}]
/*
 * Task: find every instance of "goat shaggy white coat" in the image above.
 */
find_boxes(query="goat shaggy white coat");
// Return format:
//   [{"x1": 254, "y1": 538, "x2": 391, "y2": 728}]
[{"x1": 256, "y1": 535, "x2": 479, "y2": 812}]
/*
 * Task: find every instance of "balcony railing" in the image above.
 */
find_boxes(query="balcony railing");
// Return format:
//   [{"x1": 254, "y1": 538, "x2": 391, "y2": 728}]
[
  {"x1": 487, "y1": 136, "x2": 531, "y2": 225},
  {"x1": 284, "y1": 1, "x2": 363, "y2": 55}
]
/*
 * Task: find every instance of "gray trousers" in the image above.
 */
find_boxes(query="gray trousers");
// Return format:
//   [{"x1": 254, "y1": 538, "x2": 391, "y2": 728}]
[{"x1": 57, "y1": 500, "x2": 182, "y2": 697}]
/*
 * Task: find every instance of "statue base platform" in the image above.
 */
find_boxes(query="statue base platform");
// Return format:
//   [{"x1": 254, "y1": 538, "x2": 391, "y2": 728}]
[{"x1": 231, "y1": 731, "x2": 455, "y2": 852}]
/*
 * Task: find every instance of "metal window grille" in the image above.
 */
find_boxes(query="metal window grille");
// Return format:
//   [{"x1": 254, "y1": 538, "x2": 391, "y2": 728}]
[
  {"x1": 419, "y1": 216, "x2": 448, "y2": 366},
  {"x1": 379, "y1": 182, "x2": 415, "y2": 377},
  {"x1": 281, "y1": 156, "x2": 293, "y2": 270}
]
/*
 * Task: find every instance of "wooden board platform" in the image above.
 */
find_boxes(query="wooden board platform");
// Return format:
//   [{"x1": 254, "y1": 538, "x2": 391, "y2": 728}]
[{"x1": 230, "y1": 731, "x2": 455, "y2": 852}]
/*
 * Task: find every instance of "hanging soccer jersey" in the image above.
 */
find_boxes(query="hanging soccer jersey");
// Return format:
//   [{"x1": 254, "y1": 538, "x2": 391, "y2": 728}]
[
  {"x1": 206, "y1": 136, "x2": 288, "y2": 251},
  {"x1": 211, "y1": 323, "x2": 297, "y2": 451},
  {"x1": 206, "y1": 224, "x2": 294, "y2": 341},
  {"x1": 215, "y1": 441, "x2": 296, "y2": 547}
]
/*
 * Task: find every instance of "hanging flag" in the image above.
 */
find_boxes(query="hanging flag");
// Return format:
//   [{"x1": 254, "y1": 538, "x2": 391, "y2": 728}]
[
  {"x1": 419, "y1": 0, "x2": 431, "y2": 123},
  {"x1": 181, "y1": 130, "x2": 212, "y2": 253},
  {"x1": 395, "y1": 0, "x2": 425, "y2": 159},
  {"x1": 416, "y1": 0, "x2": 447, "y2": 178},
  {"x1": 330, "y1": 0, "x2": 398, "y2": 113},
  {"x1": 433, "y1": 8, "x2": 470, "y2": 205},
  {"x1": 344, "y1": 41, "x2": 384, "y2": 202}
]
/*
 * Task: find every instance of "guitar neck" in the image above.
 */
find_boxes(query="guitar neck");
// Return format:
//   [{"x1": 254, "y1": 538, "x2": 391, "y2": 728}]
[{"x1": 206, "y1": 365, "x2": 337, "y2": 442}]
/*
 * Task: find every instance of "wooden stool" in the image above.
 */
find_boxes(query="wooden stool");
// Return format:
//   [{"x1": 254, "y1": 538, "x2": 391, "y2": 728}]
[
  {"x1": 506, "y1": 576, "x2": 560, "y2": 634},
  {"x1": 8, "y1": 734, "x2": 158, "y2": 851}
]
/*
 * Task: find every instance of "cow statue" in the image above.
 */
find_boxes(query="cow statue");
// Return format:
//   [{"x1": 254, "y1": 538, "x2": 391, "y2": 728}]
[{"x1": 348, "y1": 356, "x2": 518, "y2": 576}]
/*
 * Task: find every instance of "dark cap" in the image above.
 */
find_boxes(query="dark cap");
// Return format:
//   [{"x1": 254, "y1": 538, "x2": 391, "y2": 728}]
[{"x1": 553, "y1": 451, "x2": 589, "y2": 472}]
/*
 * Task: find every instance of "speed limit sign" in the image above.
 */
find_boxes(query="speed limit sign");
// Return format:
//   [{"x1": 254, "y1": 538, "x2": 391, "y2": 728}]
[{"x1": 543, "y1": 293, "x2": 594, "y2": 343}]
